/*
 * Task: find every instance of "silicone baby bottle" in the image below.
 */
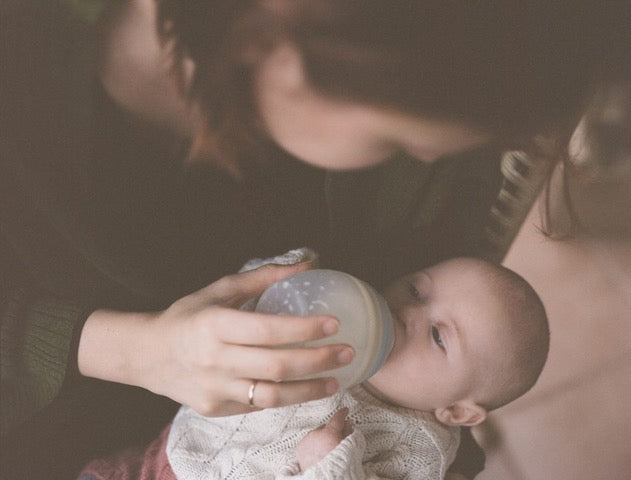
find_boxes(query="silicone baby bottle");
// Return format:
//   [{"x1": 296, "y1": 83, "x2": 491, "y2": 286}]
[{"x1": 254, "y1": 269, "x2": 394, "y2": 389}]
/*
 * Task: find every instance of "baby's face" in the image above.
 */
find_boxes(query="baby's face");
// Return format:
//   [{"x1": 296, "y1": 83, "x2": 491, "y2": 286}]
[{"x1": 366, "y1": 259, "x2": 512, "y2": 412}]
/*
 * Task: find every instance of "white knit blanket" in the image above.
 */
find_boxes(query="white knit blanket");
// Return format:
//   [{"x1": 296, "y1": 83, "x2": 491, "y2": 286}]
[{"x1": 166, "y1": 385, "x2": 459, "y2": 479}]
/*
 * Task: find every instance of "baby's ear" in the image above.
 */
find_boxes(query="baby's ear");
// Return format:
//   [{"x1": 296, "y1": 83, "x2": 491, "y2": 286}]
[{"x1": 434, "y1": 401, "x2": 487, "y2": 427}]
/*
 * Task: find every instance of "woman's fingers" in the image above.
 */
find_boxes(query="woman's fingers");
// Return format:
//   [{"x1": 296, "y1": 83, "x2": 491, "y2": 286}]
[
  {"x1": 218, "y1": 344, "x2": 354, "y2": 382},
  {"x1": 200, "y1": 400, "x2": 262, "y2": 417},
  {"x1": 181, "y1": 375, "x2": 339, "y2": 417},
  {"x1": 209, "y1": 307, "x2": 340, "y2": 346},
  {"x1": 151, "y1": 257, "x2": 357, "y2": 418},
  {"x1": 223, "y1": 378, "x2": 340, "y2": 410},
  {"x1": 202, "y1": 262, "x2": 315, "y2": 306}
]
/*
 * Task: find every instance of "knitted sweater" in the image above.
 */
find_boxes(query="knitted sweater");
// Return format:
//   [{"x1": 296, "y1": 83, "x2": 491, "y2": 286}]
[{"x1": 166, "y1": 385, "x2": 459, "y2": 480}]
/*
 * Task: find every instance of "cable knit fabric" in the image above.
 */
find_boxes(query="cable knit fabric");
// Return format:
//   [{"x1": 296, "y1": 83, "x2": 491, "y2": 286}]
[{"x1": 167, "y1": 385, "x2": 459, "y2": 479}]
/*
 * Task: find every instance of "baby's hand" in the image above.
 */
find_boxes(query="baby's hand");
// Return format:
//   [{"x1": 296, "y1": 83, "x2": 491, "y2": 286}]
[{"x1": 296, "y1": 408, "x2": 353, "y2": 471}]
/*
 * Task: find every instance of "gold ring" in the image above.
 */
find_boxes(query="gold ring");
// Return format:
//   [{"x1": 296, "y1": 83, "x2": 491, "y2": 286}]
[{"x1": 248, "y1": 380, "x2": 258, "y2": 407}]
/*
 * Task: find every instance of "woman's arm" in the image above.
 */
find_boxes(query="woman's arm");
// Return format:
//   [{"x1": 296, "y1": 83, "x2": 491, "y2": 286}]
[
  {"x1": 78, "y1": 261, "x2": 353, "y2": 416},
  {"x1": 0, "y1": 288, "x2": 91, "y2": 434}
]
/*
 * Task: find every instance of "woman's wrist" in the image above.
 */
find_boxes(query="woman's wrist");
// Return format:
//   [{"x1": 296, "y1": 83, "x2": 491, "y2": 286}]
[{"x1": 77, "y1": 308, "x2": 161, "y2": 389}]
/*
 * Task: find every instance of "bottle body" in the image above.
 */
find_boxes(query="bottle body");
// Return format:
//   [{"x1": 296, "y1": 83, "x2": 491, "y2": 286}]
[{"x1": 254, "y1": 269, "x2": 394, "y2": 388}]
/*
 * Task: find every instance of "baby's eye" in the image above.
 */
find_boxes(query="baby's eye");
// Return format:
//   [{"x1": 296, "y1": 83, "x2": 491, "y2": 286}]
[
  {"x1": 406, "y1": 281, "x2": 427, "y2": 303},
  {"x1": 431, "y1": 326, "x2": 444, "y2": 349}
]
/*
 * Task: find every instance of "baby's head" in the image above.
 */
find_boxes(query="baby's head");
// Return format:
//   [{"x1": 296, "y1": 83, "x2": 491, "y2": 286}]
[{"x1": 366, "y1": 257, "x2": 549, "y2": 427}]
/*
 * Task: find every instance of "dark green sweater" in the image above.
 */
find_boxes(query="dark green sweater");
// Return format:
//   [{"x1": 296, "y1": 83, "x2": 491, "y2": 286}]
[
  {"x1": 0, "y1": 0, "x2": 502, "y2": 446},
  {"x1": 1, "y1": 0, "x2": 107, "y2": 434}
]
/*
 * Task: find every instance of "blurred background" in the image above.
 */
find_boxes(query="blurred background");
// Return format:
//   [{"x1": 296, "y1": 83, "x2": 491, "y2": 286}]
[{"x1": 474, "y1": 82, "x2": 631, "y2": 480}]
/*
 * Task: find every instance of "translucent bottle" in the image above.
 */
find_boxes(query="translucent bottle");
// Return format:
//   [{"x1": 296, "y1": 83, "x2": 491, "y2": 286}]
[{"x1": 254, "y1": 269, "x2": 394, "y2": 389}]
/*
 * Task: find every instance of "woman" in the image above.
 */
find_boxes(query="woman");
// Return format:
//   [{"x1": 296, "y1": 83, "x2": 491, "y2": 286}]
[{"x1": 2, "y1": 1, "x2": 628, "y2": 478}]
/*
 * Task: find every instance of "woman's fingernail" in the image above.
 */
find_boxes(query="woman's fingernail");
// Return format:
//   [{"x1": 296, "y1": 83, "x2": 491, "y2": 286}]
[
  {"x1": 273, "y1": 248, "x2": 318, "y2": 265},
  {"x1": 322, "y1": 318, "x2": 339, "y2": 336},
  {"x1": 337, "y1": 347, "x2": 354, "y2": 365},
  {"x1": 325, "y1": 379, "x2": 339, "y2": 395}
]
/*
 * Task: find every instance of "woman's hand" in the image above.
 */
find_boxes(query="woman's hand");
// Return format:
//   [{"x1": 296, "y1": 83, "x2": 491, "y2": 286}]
[
  {"x1": 78, "y1": 262, "x2": 354, "y2": 417},
  {"x1": 296, "y1": 408, "x2": 353, "y2": 471}
]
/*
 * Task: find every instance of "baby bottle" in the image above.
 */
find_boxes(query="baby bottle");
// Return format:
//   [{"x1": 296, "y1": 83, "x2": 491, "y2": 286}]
[{"x1": 254, "y1": 269, "x2": 394, "y2": 389}]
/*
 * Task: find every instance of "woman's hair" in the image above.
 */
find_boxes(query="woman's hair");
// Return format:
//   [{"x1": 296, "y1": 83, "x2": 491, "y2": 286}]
[{"x1": 157, "y1": 0, "x2": 630, "y2": 162}]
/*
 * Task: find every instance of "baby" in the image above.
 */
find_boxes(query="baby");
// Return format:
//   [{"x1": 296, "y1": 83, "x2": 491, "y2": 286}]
[{"x1": 166, "y1": 256, "x2": 549, "y2": 479}]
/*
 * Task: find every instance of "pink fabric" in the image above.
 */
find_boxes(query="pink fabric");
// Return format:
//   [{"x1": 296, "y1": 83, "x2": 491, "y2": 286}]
[{"x1": 77, "y1": 424, "x2": 176, "y2": 480}]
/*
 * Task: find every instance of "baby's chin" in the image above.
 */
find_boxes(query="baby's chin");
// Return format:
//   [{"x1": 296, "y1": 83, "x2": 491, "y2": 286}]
[
  {"x1": 362, "y1": 373, "x2": 418, "y2": 410},
  {"x1": 363, "y1": 369, "x2": 439, "y2": 412}
]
